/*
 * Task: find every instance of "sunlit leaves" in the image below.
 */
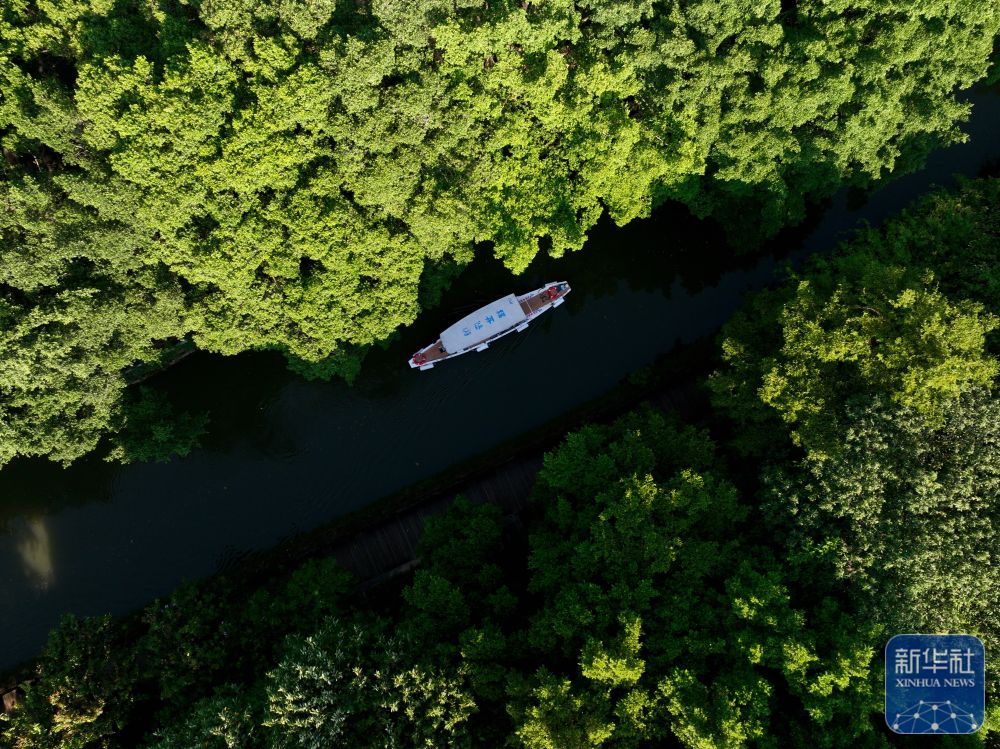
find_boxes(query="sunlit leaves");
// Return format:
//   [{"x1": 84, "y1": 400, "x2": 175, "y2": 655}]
[
  {"x1": 712, "y1": 251, "x2": 998, "y2": 458},
  {"x1": 265, "y1": 618, "x2": 476, "y2": 749}
]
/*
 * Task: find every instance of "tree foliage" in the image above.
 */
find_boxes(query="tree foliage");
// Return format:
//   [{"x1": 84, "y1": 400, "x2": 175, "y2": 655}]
[
  {"x1": 849, "y1": 178, "x2": 1000, "y2": 318},
  {"x1": 708, "y1": 177, "x2": 1000, "y2": 729},
  {"x1": 711, "y1": 247, "x2": 998, "y2": 458},
  {"x1": 765, "y1": 389, "x2": 1000, "y2": 660},
  {"x1": 402, "y1": 497, "x2": 513, "y2": 648},
  {"x1": 264, "y1": 617, "x2": 476, "y2": 749},
  {"x1": 105, "y1": 386, "x2": 208, "y2": 464},
  {"x1": 512, "y1": 409, "x2": 881, "y2": 748},
  {"x1": 3, "y1": 615, "x2": 138, "y2": 749},
  {"x1": 142, "y1": 685, "x2": 265, "y2": 749}
]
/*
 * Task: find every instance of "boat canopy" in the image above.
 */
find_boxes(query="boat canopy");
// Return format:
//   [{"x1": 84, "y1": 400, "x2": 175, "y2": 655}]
[{"x1": 440, "y1": 294, "x2": 526, "y2": 352}]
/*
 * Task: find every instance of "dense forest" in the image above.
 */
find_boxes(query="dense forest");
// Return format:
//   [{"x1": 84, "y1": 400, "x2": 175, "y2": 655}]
[
  {"x1": 1, "y1": 0, "x2": 999, "y2": 468},
  {"x1": 4, "y1": 176, "x2": 1000, "y2": 747}
]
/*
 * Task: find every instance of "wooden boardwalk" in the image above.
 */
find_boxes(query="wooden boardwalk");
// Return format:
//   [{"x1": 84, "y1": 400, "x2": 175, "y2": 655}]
[{"x1": 332, "y1": 453, "x2": 544, "y2": 588}]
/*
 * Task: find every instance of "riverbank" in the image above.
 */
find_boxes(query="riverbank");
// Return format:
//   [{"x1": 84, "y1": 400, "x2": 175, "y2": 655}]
[
  {"x1": 229, "y1": 338, "x2": 714, "y2": 579},
  {"x1": 123, "y1": 340, "x2": 198, "y2": 386}
]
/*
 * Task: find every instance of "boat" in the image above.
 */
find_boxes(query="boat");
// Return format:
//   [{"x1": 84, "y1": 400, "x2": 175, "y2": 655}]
[{"x1": 409, "y1": 282, "x2": 570, "y2": 369}]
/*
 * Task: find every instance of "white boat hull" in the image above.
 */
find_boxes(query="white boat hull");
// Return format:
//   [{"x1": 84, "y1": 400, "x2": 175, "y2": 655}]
[{"x1": 408, "y1": 282, "x2": 570, "y2": 369}]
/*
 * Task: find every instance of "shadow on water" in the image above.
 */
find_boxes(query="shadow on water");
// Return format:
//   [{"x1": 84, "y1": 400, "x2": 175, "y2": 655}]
[
  {"x1": 0, "y1": 456, "x2": 115, "y2": 530},
  {"x1": 1, "y1": 85, "x2": 1000, "y2": 669},
  {"x1": 0, "y1": 351, "x2": 295, "y2": 527},
  {"x1": 154, "y1": 351, "x2": 297, "y2": 457}
]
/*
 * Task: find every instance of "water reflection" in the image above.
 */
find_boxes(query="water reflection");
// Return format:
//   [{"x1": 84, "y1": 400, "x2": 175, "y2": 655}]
[{"x1": 13, "y1": 517, "x2": 54, "y2": 591}]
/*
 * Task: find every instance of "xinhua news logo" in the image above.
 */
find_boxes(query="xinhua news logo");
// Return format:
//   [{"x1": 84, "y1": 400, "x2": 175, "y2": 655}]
[{"x1": 885, "y1": 633, "x2": 985, "y2": 734}]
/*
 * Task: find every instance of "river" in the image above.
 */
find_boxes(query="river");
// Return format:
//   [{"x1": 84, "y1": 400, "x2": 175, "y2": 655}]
[{"x1": 1, "y1": 87, "x2": 999, "y2": 669}]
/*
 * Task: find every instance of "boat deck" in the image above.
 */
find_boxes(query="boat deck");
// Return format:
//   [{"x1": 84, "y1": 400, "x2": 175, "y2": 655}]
[
  {"x1": 519, "y1": 292, "x2": 552, "y2": 316},
  {"x1": 418, "y1": 340, "x2": 450, "y2": 363}
]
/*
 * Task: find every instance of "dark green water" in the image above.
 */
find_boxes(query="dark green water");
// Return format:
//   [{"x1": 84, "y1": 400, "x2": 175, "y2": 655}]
[{"x1": 2, "y1": 88, "x2": 999, "y2": 669}]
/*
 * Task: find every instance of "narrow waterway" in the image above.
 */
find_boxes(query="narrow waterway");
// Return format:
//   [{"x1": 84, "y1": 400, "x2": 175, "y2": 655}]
[{"x1": 1, "y1": 88, "x2": 999, "y2": 669}]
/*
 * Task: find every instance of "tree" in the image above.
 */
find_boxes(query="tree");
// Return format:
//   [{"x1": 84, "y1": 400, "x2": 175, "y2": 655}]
[
  {"x1": 513, "y1": 409, "x2": 882, "y2": 748},
  {"x1": 399, "y1": 496, "x2": 521, "y2": 741},
  {"x1": 105, "y1": 386, "x2": 208, "y2": 464},
  {"x1": 401, "y1": 497, "x2": 513, "y2": 646},
  {"x1": 765, "y1": 389, "x2": 1000, "y2": 656},
  {"x1": 142, "y1": 685, "x2": 265, "y2": 749},
  {"x1": 847, "y1": 178, "x2": 1000, "y2": 318},
  {"x1": 264, "y1": 617, "x2": 476, "y2": 749},
  {"x1": 710, "y1": 250, "x2": 998, "y2": 458},
  {"x1": 139, "y1": 578, "x2": 245, "y2": 713},
  {"x1": 3, "y1": 615, "x2": 138, "y2": 749},
  {"x1": 239, "y1": 558, "x2": 354, "y2": 663}
]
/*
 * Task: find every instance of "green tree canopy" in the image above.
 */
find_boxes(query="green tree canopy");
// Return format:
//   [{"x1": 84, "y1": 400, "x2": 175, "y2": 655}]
[
  {"x1": 848, "y1": 178, "x2": 1000, "y2": 317},
  {"x1": 765, "y1": 389, "x2": 1000, "y2": 659},
  {"x1": 3, "y1": 615, "x2": 139, "y2": 749},
  {"x1": 264, "y1": 617, "x2": 476, "y2": 749},
  {"x1": 512, "y1": 409, "x2": 881, "y2": 748},
  {"x1": 711, "y1": 250, "x2": 998, "y2": 458},
  {"x1": 142, "y1": 685, "x2": 265, "y2": 749}
]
